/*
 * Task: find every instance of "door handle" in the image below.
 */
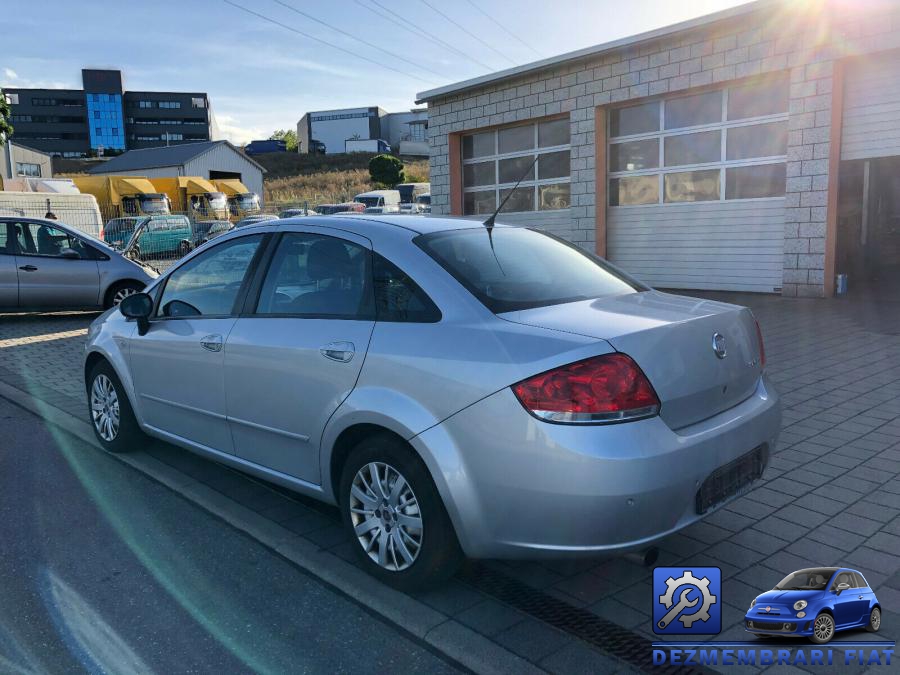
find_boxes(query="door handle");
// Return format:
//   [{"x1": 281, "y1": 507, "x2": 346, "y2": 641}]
[
  {"x1": 200, "y1": 334, "x2": 223, "y2": 352},
  {"x1": 18, "y1": 265, "x2": 38, "y2": 271},
  {"x1": 320, "y1": 341, "x2": 355, "y2": 363}
]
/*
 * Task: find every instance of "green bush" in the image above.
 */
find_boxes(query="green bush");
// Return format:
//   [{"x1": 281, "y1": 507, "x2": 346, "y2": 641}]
[{"x1": 368, "y1": 154, "x2": 404, "y2": 187}]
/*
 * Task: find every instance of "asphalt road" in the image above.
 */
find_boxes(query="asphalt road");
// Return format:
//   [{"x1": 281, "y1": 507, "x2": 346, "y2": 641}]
[{"x1": 0, "y1": 395, "x2": 462, "y2": 675}]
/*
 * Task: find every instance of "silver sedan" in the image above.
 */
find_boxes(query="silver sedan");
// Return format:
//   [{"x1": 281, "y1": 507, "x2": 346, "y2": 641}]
[
  {"x1": 1, "y1": 217, "x2": 156, "y2": 310},
  {"x1": 83, "y1": 216, "x2": 780, "y2": 589}
]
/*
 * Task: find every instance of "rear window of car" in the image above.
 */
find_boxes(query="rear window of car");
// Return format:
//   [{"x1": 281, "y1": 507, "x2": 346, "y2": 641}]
[{"x1": 415, "y1": 227, "x2": 642, "y2": 313}]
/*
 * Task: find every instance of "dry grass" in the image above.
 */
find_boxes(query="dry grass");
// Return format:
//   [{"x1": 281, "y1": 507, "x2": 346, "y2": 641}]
[{"x1": 264, "y1": 159, "x2": 430, "y2": 207}]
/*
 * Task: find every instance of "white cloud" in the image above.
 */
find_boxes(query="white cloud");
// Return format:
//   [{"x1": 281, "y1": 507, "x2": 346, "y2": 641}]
[
  {"x1": 213, "y1": 113, "x2": 265, "y2": 146},
  {"x1": 3, "y1": 68, "x2": 17, "y2": 80}
]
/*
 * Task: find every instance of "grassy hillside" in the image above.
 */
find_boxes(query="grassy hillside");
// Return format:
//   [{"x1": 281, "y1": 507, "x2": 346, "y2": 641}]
[{"x1": 263, "y1": 155, "x2": 429, "y2": 206}]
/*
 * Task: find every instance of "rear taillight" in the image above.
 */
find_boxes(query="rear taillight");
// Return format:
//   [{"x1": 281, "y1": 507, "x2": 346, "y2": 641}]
[
  {"x1": 753, "y1": 318, "x2": 766, "y2": 370},
  {"x1": 512, "y1": 353, "x2": 660, "y2": 424}
]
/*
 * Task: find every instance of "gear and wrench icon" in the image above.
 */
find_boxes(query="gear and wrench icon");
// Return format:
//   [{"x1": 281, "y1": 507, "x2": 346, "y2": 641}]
[{"x1": 658, "y1": 570, "x2": 717, "y2": 629}]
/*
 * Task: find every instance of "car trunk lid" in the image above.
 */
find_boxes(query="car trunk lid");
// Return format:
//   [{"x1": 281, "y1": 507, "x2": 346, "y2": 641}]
[{"x1": 498, "y1": 291, "x2": 763, "y2": 429}]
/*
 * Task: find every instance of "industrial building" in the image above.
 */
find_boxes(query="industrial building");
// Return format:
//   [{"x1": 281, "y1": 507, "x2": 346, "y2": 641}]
[
  {"x1": 418, "y1": 0, "x2": 900, "y2": 298},
  {"x1": 3, "y1": 69, "x2": 219, "y2": 158},
  {"x1": 297, "y1": 107, "x2": 428, "y2": 156},
  {"x1": 0, "y1": 141, "x2": 53, "y2": 185},
  {"x1": 87, "y1": 141, "x2": 265, "y2": 205}
]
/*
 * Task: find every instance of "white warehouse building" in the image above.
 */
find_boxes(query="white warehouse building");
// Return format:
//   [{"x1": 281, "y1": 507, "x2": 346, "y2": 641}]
[{"x1": 297, "y1": 107, "x2": 428, "y2": 156}]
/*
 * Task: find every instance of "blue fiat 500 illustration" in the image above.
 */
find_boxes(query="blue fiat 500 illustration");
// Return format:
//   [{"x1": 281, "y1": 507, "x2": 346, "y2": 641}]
[{"x1": 745, "y1": 567, "x2": 881, "y2": 644}]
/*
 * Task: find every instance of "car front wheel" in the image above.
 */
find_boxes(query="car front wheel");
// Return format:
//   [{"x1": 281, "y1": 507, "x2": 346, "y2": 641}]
[
  {"x1": 87, "y1": 360, "x2": 143, "y2": 453},
  {"x1": 866, "y1": 607, "x2": 881, "y2": 632},
  {"x1": 810, "y1": 612, "x2": 835, "y2": 644},
  {"x1": 105, "y1": 280, "x2": 145, "y2": 308},
  {"x1": 339, "y1": 435, "x2": 461, "y2": 591}
]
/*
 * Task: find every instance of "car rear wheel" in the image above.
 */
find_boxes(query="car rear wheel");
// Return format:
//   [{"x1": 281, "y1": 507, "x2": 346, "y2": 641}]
[
  {"x1": 866, "y1": 607, "x2": 881, "y2": 632},
  {"x1": 87, "y1": 360, "x2": 143, "y2": 453},
  {"x1": 809, "y1": 612, "x2": 835, "y2": 644},
  {"x1": 339, "y1": 435, "x2": 461, "y2": 591},
  {"x1": 105, "y1": 280, "x2": 145, "y2": 308}
]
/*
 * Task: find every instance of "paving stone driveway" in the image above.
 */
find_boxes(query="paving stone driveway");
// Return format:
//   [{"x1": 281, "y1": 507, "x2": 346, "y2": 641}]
[{"x1": 2, "y1": 292, "x2": 899, "y2": 673}]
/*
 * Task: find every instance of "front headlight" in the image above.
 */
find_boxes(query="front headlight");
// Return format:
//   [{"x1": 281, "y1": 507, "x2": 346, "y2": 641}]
[
  {"x1": 750, "y1": 598, "x2": 757, "y2": 608},
  {"x1": 794, "y1": 600, "x2": 807, "y2": 611}
]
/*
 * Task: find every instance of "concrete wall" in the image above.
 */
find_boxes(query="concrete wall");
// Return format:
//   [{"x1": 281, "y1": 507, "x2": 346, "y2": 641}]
[{"x1": 425, "y1": 1, "x2": 900, "y2": 297}]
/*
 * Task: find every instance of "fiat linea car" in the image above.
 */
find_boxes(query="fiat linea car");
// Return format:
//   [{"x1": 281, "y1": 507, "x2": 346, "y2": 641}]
[
  {"x1": 83, "y1": 215, "x2": 781, "y2": 589},
  {"x1": 745, "y1": 568, "x2": 881, "y2": 643}
]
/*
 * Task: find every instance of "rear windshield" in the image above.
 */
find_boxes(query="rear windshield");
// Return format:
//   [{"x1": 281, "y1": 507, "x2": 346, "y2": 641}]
[{"x1": 416, "y1": 227, "x2": 642, "y2": 313}]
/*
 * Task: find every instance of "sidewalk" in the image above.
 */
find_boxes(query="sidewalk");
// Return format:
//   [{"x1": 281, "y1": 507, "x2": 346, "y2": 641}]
[{"x1": 2, "y1": 291, "x2": 899, "y2": 673}]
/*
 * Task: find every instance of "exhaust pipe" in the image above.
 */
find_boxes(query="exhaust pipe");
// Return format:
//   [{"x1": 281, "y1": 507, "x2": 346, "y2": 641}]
[{"x1": 625, "y1": 547, "x2": 659, "y2": 567}]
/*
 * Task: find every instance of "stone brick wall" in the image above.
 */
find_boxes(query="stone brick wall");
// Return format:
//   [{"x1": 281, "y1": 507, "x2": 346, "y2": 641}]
[{"x1": 424, "y1": 1, "x2": 900, "y2": 297}]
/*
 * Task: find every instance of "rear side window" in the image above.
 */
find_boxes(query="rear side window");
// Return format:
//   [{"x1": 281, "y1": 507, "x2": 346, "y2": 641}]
[
  {"x1": 416, "y1": 227, "x2": 641, "y2": 313},
  {"x1": 373, "y1": 254, "x2": 441, "y2": 323},
  {"x1": 158, "y1": 234, "x2": 263, "y2": 317},
  {"x1": 853, "y1": 572, "x2": 869, "y2": 588}
]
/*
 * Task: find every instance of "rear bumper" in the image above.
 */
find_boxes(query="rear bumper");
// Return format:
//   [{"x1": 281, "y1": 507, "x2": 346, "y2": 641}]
[{"x1": 412, "y1": 374, "x2": 781, "y2": 559}]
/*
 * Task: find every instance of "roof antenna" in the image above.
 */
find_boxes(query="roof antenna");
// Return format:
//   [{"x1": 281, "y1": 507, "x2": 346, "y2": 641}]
[{"x1": 481, "y1": 154, "x2": 538, "y2": 275}]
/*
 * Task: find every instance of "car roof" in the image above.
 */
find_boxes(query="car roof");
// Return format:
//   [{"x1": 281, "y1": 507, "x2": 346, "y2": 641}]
[{"x1": 297, "y1": 214, "x2": 503, "y2": 235}]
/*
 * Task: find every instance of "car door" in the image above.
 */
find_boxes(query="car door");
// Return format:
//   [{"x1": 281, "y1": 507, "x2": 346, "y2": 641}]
[
  {"x1": 830, "y1": 571, "x2": 864, "y2": 628},
  {"x1": 223, "y1": 230, "x2": 376, "y2": 483},
  {"x1": 0, "y1": 223, "x2": 19, "y2": 306},
  {"x1": 14, "y1": 221, "x2": 101, "y2": 308},
  {"x1": 128, "y1": 233, "x2": 267, "y2": 453},
  {"x1": 851, "y1": 572, "x2": 877, "y2": 625}
]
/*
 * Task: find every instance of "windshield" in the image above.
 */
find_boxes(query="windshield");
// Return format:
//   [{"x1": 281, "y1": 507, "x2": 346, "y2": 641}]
[
  {"x1": 355, "y1": 197, "x2": 381, "y2": 207},
  {"x1": 774, "y1": 569, "x2": 836, "y2": 590},
  {"x1": 139, "y1": 194, "x2": 170, "y2": 214},
  {"x1": 416, "y1": 195, "x2": 431, "y2": 205},
  {"x1": 207, "y1": 192, "x2": 227, "y2": 210},
  {"x1": 416, "y1": 227, "x2": 642, "y2": 313},
  {"x1": 236, "y1": 193, "x2": 259, "y2": 209}
]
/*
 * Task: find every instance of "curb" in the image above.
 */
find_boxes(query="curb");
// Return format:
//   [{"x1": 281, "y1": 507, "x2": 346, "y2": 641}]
[{"x1": 0, "y1": 378, "x2": 543, "y2": 675}]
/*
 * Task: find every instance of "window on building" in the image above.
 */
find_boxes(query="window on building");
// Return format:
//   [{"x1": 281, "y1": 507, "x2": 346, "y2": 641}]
[
  {"x1": 159, "y1": 101, "x2": 181, "y2": 109},
  {"x1": 32, "y1": 98, "x2": 57, "y2": 106},
  {"x1": 608, "y1": 75, "x2": 789, "y2": 206},
  {"x1": 4, "y1": 93, "x2": 19, "y2": 105},
  {"x1": 138, "y1": 100, "x2": 153, "y2": 108},
  {"x1": 461, "y1": 117, "x2": 571, "y2": 215},
  {"x1": 191, "y1": 97, "x2": 205, "y2": 109},
  {"x1": 16, "y1": 162, "x2": 42, "y2": 178}
]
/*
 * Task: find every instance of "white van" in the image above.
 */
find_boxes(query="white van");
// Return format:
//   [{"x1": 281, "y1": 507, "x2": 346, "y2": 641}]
[
  {"x1": 0, "y1": 192, "x2": 104, "y2": 238},
  {"x1": 353, "y1": 190, "x2": 401, "y2": 213}
]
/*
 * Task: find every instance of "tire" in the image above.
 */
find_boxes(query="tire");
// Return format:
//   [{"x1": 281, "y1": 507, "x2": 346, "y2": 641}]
[
  {"x1": 105, "y1": 280, "x2": 145, "y2": 309},
  {"x1": 339, "y1": 434, "x2": 462, "y2": 591},
  {"x1": 87, "y1": 360, "x2": 143, "y2": 453},
  {"x1": 866, "y1": 607, "x2": 881, "y2": 633},
  {"x1": 809, "y1": 612, "x2": 835, "y2": 644}
]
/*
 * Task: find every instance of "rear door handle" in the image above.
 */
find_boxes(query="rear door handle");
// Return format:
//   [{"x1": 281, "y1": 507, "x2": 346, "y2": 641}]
[
  {"x1": 320, "y1": 341, "x2": 355, "y2": 363},
  {"x1": 200, "y1": 334, "x2": 223, "y2": 352},
  {"x1": 18, "y1": 265, "x2": 38, "y2": 272}
]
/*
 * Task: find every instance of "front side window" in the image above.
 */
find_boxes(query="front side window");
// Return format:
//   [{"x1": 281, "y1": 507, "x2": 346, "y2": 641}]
[
  {"x1": 461, "y1": 118, "x2": 571, "y2": 215},
  {"x1": 417, "y1": 227, "x2": 640, "y2": 313},
  {"x1": 158, "y1": 235, "x2": 262, "y2": 317},
  {"x1": 608, "y1": 75, "x2": 789, "y2": 205},
  {"x1": 20, "y1": 223, "x2": 95, "y2": 259},
  {"x1": 256, "y1": 233, "x2": 371, "y2": 318}
]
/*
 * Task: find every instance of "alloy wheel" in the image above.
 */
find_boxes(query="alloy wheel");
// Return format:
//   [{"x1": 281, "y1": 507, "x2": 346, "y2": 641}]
[
  {"x1": 349, "y1": 462, "x2": 423, "y2": 572},
  {"x1": 814, "y1": 614, "x2": 834, "y2": 642},
  {"x1": 871, "y1": 608, "x2": 881, "y2": 630},
  {"x1": 90, "y1": 374, "x2": 120, "y2": 442},
  {"x1": 112, "y1": 286, "x2": 138, "y2": 305}
]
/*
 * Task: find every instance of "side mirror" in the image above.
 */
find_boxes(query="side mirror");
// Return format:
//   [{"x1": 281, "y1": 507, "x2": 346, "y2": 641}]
[
  {"x1": 59, "y1": 248, "x2": 81, "y2": 259},
  {"x1": 119, "y1": 292, "x2": 153, "y2": 335},
  {"x1": 835, "y1": 582, "x2": 850, "y2": 594}
]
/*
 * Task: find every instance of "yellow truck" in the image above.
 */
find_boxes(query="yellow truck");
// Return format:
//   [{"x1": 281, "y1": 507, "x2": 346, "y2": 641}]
[
  {"x1": 71, "y1": 176, "x2": 170, "y2": 221},
  {"x1": 153, "y1": 177, "x2": 229, "y2": 221},
  {"x1": 213, "y1": 179, "x2": 261, "y2": 221}
]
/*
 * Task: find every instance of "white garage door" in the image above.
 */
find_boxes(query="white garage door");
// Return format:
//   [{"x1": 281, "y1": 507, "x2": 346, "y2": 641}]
[
  {"x1": 606, "y1": 77, "x2": 789, "y2": 293},
  {"x1": 842, "y1": 53, "x2": 900, "y2": 161}
]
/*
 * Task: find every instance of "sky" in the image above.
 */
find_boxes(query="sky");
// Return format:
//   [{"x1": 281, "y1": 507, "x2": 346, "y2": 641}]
[{"x1": 2, "y1": 0, "x2": 750, "y2": 145}]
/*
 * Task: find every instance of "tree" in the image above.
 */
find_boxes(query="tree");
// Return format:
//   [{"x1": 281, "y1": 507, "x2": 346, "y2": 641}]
[
  {"x1": 0, "y1": 89, "x2": 13, "y2": 142},
  {"x1": 269, "y1": 129, "x2": 297, "y2": 152},
  {"x1": 369, "y1": 154, "x2": 404, "y2": 187}
]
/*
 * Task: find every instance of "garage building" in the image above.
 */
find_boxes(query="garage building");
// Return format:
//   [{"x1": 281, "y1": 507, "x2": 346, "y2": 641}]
[
  {"x1": 418, "y1": 0, "x2": 900, "y2": 297},
  {"x1": 87, "y1": 140, "x2": 266, "y2": 204}
]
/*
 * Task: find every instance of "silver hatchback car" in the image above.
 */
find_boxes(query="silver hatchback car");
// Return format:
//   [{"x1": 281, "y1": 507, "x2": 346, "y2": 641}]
[
  {"x1": 1, "y1": 217, "x2": 156, "y2": 310},
  {"x1": 83, "y1": 216, "x2": 780, "y2": 589}
]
